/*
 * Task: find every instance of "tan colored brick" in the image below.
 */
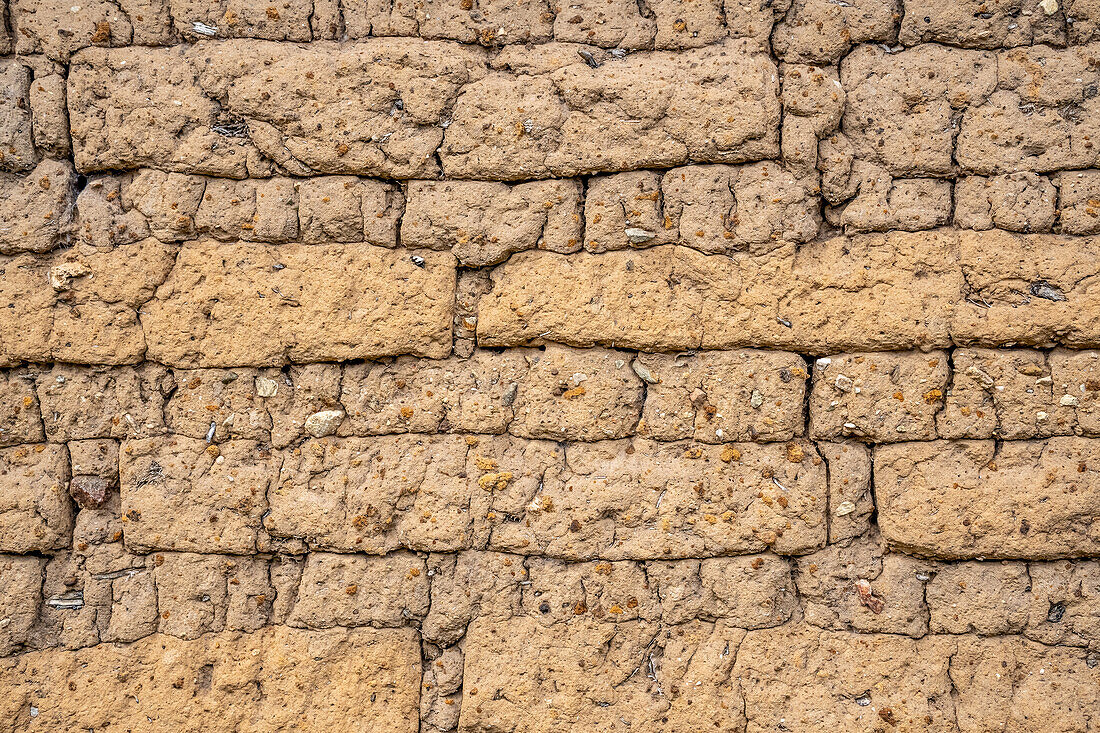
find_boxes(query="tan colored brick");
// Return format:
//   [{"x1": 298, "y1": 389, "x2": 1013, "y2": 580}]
[
  {"x1": 401, "y1": 179, "x2": 582, "y2": 266},
  {"x1": 343, "y1": 0, "x2": 554, "y2": 44},
  {"x1": 36, "y1": 364, "x2": 170, "y2": 441},
  {"x1": 0, "y1": 239, "x2": 178, "y2": 366},
  {"x1": 637, "y1": 350, "x2": 808, "y2": 443},
  {"x1": 842, "y1": 44, "x2": 997, "y2": 177},
  {"x1": 773, "y1": 0, "x2": 899, "y2": 63},
  {"x1": 809, "y1": 351, "x2": 950, "y2": 442},
  {"x1": 510, "y1": 345, "x2": 642, "y2": 441},
  {"x1": 927, "y1": 561, "x2": 1032, "y2": 635},
  {"x1": 142, "y1": 241, "x2": 455, "y2": 367},
  {"x1": 0, "y1": 627, "x2": 421, "y2": 732},
  {"x1": 952, "y1": 635, "x2": 1100, "y2": 731},
  {"x1": 340, "y1": 352, "x2": 528, "y2": 437},
  {"x1": 820, "y1": 440, "x2": 874, "y2": 543},
  {"x1": 0, "y1": 160, "x2": 77, "y2": 254},
  {"x1": 441, "y1": 39, "x2": 779, "y2": 179},
  {"x1": 477, "y1": 231, "x2": 963, "y2": 354},
  {"x1": 169, "y1": 0, "x2": 313, "y2": 41},
  {"x1": 900, "y1": 0, "x2": 1066, "y2": 48},
  {"x1": 119, "y1": 436, "x2": 276, "y2": 554},
  {"x1": 875, "y1": 438, "x2": 1100, "y2": 559},
  {"x1": 1054, "y1": 169, "x2": 1100, "y2": 235},
  {"x1": 460, "y1": 615, "x2": 747, "y2": 731},
  {"x1": 69, "y1": 40, "x2": 488, "y2": 177},
  {"x1": 954, "y1": 173, "x2": 1057, "y2": 232},
  {"x1": 958, "y1": 43, "x2": 1100, "y2": 174},
  {"x1": 937, "y1": 348, "x2": 1065, "y2": 440},
  {"x1": 0, "y1": 369, "x2": 43, "y2": 447},
  {"x1": 649, "y1": 554, "x2": 797, "y2": 627},
  {"x1": 267, "y1": 435, "x2": 480, "y2": 553},
  {"x1": 796, "y1": 537, "x2": 931, "y2": 637},
  {"x1": 0, "y1": 443, "x2": 72, "y2": 553},
  {"x1": 736, "y1": 625, "x2": 956, "y2": 731},
  {"x1": 0, "y1": 554, "x2": 43, "y2": 655},
  {"x1": 287, "y1": 551, "x2": 429, "y2": 628},
  {"x1": 487, "y1": 438, "x2": 827, "y2": 559},
  {"x1": 298, "y1": 176, "x2": 403, "y2": 246}
]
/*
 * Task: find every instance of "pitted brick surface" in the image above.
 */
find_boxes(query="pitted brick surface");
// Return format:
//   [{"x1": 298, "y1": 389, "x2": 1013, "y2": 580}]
[{"x1": 4, "y1": 8, "x2": 1100, "y2": 731}]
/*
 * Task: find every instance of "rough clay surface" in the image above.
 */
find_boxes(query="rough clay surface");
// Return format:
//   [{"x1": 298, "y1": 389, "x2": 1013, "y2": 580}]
[{"x1": 3, "y1": 3, "x2": 1100, "y2": 731}]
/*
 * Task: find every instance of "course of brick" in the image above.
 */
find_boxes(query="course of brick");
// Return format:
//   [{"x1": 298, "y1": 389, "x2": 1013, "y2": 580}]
[{"x1": 2, "y1": 0, "x2": 1100, "y2": 730}]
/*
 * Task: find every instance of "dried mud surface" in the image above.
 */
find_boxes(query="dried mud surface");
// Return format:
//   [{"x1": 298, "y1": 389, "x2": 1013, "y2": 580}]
[{"x1": 3, "y1": 0, "x2": 1100, "y2": 730}]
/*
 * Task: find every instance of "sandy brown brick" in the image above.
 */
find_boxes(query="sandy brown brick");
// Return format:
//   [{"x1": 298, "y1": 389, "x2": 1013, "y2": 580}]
[
  {"x1": 1054, "y1": 169, "x2": 1100, "y2": 235},
  {"x1": 342, "y1": 0, "x2": 554, "y2": 44},
  {"x1": 30, "y1": 73, "x2": 70, "y2": 158},
  {"x1": 477, "y1": 231, "x2": 966, "y2": 355},
  {"x1": 287, "y1": 552, "x2": 429, "y2": 629},
  {"x1": 194, "y1": 177, "x2": 299, "y2": 242},
  {"x1": 1050, "y1": 348, "x2": 1100, "y2": 436},
  {"x1": 736, "y1": 625, "x2": 956, "y2": 731},
  {"x1": 0, "y1": 239, "x2": 178, "y2": 366},
  {"x1": 660, "y1": 162, "x2": 820, "y2": 254},
  {"x1": 796, "y1": 537, "x2": 931, "y2": 637},
  {"x1": 552, "y1": 0, "x2": 656, "y2": 47},
  {"x1": 340, "y1": 351, "x2": 528, "y2": 436},
  {"x1": 487, "y1": 438, "x2": 827, "y2": 559},
  {"x1": 772, "y1": 0, "x2": 899, "y2": 63},
  {"x1": 401, "y1": 179, "x2": 582, "y2": 266},
  {"x1": 153, "y1": 552, "x2": 273, "y2": 639},
  {"x1": 1024, "y1": 559, "x2": 1100, "y2": 649},
  {"x1": 649, "y1": 554, "x2": 797, "y2": 627},
  {"x1": 119, "y1": 436, "x2": 275, "y2": 554},
  {"x1": 117, "y1": 169, "x2": 207, "y2": 242},
  {"x1": 0, "y1": 369, "x2": 43, "y2": 447},
  {"x1": 0, "y1": 443, "x2": 72, "y2": 553},
  {"x1": 510, "y1": 345, "x2": 642, "y2": 441},
  {"x1": 169, "y1": 0, "x2": 313, "y2": 41},
  {"x1": 421, "y1": 550, "x2": 525, "y2": 644},
  {"x1": 69, "y1": 40, "x2": 487, "y2": 178},
  {"x1": 523, "y1": 557, "x2": 660, "y2": 623},
  {"x1": 0, "y1": 627, "x2": 421, "y2": 732},
  {"x1": 809, "y1": 351, "x2": 949, "y2": 442},
  {"x1": 636, "y1": 350, "x2": 808, "y2": 443},
  {"x1": 0, "y1": 554, "x2": 43, "y2": 655},
  {"x1": 841, "y1": 44, "x2": 997, "y2": 177},
  {"x1": 165, "y1": 368, "x2": 272, "y2": 443},
  {"x1": 142, "y1": 241, "x2": 455, "y2": 367},
  {"x1": 36, "y1": 364, "x2": 170, "y2": 441},
  {"x1": 0, "y1": 61, "x2": 35, "y2": 173},
  {"x1": 460, "y1": 615, "x2": 747, "y2": 731},
  {"x1": 952, "y1": 635, "x2": 1100, "y2": 731},
  {"x1": 954, "y1": 173, "x2": 1057, "y2": 232},
  {"x1": 937, "y1": 348, "x2": 1065, "y2": 440},
  {"x1": 958, "y1": 43, "x2": 1100, "y2": 174},
  {"x1": 440, "y1": 39, "x2": 780, "y2": 179},
  {"x1": 828, "y1": 173, "x2": 953, "y2": 233},
  {"x1": 267, "y1": 435, "x2": 480, "y2": 553},
  {"x1": 780, "y1": 63, "x2": 845, "y2": 175},
  {"x1": 819, "y1": 441, "x2": 873, "y2": 543},
  {"x1": 262, "y1": 364, "x2": 344, "y2": 448},
  {"x1": 927, "y1": 561, "x2": 1032, "y2": 635},
  {"x1": 298, "y1": 176, "x2": 403, "y2": 246},
  {"x1": 583, "y1": 171, "x2": 669, "y2": 252},
  {"x1": 956, "y1": 230, "x2": 1100, "y2": 349},
  {"x1": 11, "y1": 0, "x2": 146, "y2": 62},
  {"x1": 875, "y1": 437, "x2": 1100, "y2": 559},
  {"x1": 900, "y1": 0, "x2": 1066, "y2": 48},
  {"x1": 0, "y1": 160, "x2": 77, "y2": 254}
]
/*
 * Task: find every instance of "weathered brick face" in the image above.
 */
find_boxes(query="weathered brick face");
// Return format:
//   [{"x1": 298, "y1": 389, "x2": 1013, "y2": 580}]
[{"x1": 3, "y1": 2, "x2": 1100, "y2": 730}]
